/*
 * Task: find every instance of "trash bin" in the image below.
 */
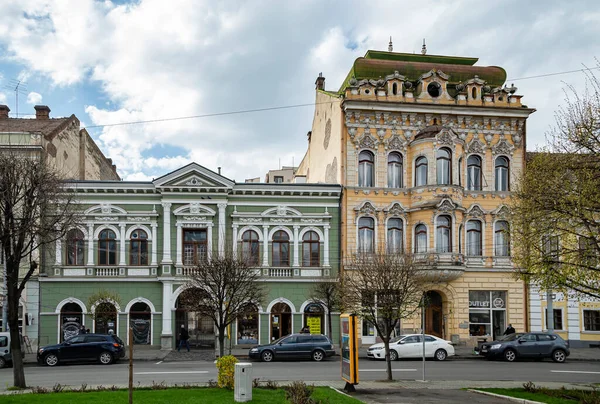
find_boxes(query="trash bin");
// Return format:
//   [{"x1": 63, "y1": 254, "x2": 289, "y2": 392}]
[{"x1": 234, "y1": 362, "x2": 252, "y2": 402}]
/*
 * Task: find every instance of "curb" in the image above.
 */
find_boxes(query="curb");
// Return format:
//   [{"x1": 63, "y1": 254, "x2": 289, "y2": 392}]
[{"x1": 468, "y1": 389, "x2": 541, "y2": 404}]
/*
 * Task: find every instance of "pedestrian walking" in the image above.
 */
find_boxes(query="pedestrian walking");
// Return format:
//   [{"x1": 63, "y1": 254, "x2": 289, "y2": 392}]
[
  {"x1": 504, "y1": 324, "x2": 516, "y2": 335},
  {"x1": 178, "y1": 324, "x2": 190, "y2": 352}
]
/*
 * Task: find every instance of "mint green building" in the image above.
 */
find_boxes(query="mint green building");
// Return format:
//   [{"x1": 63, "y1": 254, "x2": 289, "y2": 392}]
[{"x1": 39, "y1": 163, "x2": 341, "y2": 350}]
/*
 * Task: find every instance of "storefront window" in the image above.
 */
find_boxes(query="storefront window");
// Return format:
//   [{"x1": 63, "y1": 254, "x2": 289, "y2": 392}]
[
  {"x1": 237, "y1": 304, "x2": 258, "y2": 344},
  {"x1": 469, "y1": 290, "x2": 506, "y2": 340}
]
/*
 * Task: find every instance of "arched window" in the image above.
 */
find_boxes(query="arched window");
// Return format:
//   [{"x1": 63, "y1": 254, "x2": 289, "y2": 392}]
[
  {"x1": 436, "y1": 148, "x2": 452, "y2": 185},
  {"x1": 495, "y1": 156, "x2": 509, "y2": 191},
  {"x1": 436, "y1": 215, "x2": 452, "y2": 253},
  {"x1": 467, "y1": 155, "x2": 482, "y2": 191},
  {"x1": 387, "y1": 152, "x2": 403, "y2": 188},
  {"x1": 415, "y1": 156, "x2": 428, "y2": 186},
  {"x1": 494, "y1": 221, "x2": 510, "y2": 257},
  {"x1": 66, "y1": 229, "x2": 85, "y2": 266},
  {"x1": 98, "y1": 229, "x2": 117, "y2": 265},
  {"x1": 358, "y1": 217, "x2": 374, "y2": 253},
  {"x1": 467, "y1": 220, "x2": 483, "y2": 256},
  {"x1": 130, "y1": 229, "x2": 148, "y2": 266},
  {"x1": 392, "y1": 82, "x2": 398, "y2": 95},
  {"x1": 414, "y1": 224, "x2": 427, "y2": 253},
  {"x1": 387, "y1": 218, "x2": 403, "y2": 253},
  {"x1": 60, "y1": 302, "x2": 83, "y2": 342},
  {"x1": 241, "y1": 230, "x2": 260, "y2": 265},
  {"x1": 272, "y1": 230, "x2": 290, "y2": 266},
  {"x1": 472, "y1": 87, "x2": 477, "y2": 99},
  {"x1": 302, "y1": 231, "x2": 320, "y2": 267},
  {"x1": 358, "y1": 150, "x2": 374, "y2": 187}
]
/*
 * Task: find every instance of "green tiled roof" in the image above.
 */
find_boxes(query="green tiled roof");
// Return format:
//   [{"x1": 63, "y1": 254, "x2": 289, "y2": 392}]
[{"x1": 338, "y1": 50, "x2": 507, "y2": 92}]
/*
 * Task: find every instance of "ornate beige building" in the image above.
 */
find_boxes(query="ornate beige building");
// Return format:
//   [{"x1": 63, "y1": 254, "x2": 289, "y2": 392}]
[{"x1": 297, "y1": 49, "x2": 535, "y2": 346}]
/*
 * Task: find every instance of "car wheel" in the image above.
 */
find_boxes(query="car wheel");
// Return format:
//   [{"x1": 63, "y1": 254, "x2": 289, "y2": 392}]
[
  {"x1": 503, "y1": 349, "x2": 517, "y2": 362},
  {"x1": 261, "y1": 350, "x2": 274, "y2": 362},
  {"x1": 0, "y1": 357, "x2": 6, "y2": 369},
  {"x1": 552, "y1": 349, "x2": 566, "y2": 363},
  {"x1": 99, "y1": 351, "x2": 113, "y2": 365},
  {"x1": 312, "y1": 350, "x2": 325, "y2": 362},
  {"x1": 45, "y1": 353, "x2": 59, "y2": 367},
  {"x1": 434, "y1": 349, "x2": 447, "y2": 361},
  {"x1": 389, "y1": 350, "x2": 398, "y2": 361}
]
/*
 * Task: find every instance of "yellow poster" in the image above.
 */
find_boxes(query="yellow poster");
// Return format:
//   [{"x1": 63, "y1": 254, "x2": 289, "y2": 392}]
[{"x1": 307, "y1": 316, "x2": 321, "y2": 334}]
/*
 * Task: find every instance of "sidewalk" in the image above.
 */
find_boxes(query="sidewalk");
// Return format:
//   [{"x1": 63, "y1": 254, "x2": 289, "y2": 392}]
[{"x1": 24, "y1": 345, "x2": 600, "y2": 364}]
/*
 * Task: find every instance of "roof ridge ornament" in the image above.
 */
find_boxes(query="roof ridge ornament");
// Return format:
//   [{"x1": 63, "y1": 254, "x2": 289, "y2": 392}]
[
  {"x1": 421, "y1": 38, "x2": 427, "y2": 55},
  {"x1": 388, "y1": 36, "x2": 393, "y2": 52}
]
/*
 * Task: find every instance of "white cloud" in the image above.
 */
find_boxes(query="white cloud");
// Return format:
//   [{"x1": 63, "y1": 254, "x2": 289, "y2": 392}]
[
  {"x1": 26, "y1": 91, "x2": 42, "y2": 104},
  {"x1": 0, "y1": 0, "x2": 599, "y2": 180},
  {"x1": 0, "y1": 92, "x2": 7, "y2": 105}
]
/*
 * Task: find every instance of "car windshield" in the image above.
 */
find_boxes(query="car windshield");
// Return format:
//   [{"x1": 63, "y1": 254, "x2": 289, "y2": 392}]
[
  {"x1": 270, "y1": 336, "x2": 289, "y2": 345},
  {"x1": 497, "y1": 333, "x2": 523, "y2": 342},
  {"x1": 390, "y1": 335, "x2": 405, "y2": 343}
]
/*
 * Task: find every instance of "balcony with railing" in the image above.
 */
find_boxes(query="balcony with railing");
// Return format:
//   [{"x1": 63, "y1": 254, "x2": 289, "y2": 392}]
[
  {"x1": 176, "y1": 265, "x2": 329, "y2": 279},
  {"x1": 55, "y1": 266, "x2": 158, "y2": 277}
]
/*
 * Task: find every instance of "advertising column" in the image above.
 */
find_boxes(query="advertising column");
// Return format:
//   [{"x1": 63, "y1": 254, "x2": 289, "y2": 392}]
[{"x1": 340, "y1": 313, "x2": 358, "y2": 392}]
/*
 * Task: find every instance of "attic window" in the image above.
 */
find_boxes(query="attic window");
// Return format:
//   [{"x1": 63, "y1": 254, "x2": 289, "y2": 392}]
[
  {"x1": 364, "y1": 89, "x2": 370, "y2": 95},
  {"x1": 427, "y1": 82, "x2": 441, "y2": 98},
  {"x1": 392, "y1": 83, "x2": 398, "y2": 95},
  {"x1": 472, "y1": 87, "x2": 477, "y2": 99}
]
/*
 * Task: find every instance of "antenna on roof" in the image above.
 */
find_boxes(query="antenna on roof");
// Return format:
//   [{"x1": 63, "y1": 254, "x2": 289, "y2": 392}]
[
  {"x1": 3, "y1": 79, "x2": 28, "y2": 117},
  {"x1": 388, "y1": 36, "x2": 393, "y2": 52},
  {"x1": 421, "y1": 38, "x2": 427, "y2": 55}
]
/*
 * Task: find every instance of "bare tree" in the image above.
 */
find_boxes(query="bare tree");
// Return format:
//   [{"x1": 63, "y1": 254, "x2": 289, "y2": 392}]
[
  {"x1": 0, "y1": 152, "x2": 77, "y2": 388},
  {"x1": 180, "y1": 254, "x2": 267, "y2": 357},
  {"x1": 342, "y1": 253, "x2": 431, "y2": 382},
  {"x1": 309, "y1": 276, "x2": 342, "y2": 341}
]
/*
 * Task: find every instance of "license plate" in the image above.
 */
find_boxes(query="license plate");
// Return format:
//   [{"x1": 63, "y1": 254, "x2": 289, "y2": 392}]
[{"x1": 481, "y1": 349, "x2": 487, "y2": 353}]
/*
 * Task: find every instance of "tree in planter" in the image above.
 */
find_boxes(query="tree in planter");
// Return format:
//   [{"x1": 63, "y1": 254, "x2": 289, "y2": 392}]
[
  {"x1": 511, "y1": 63, "x2": 600, "y2": 299},
  {"x1": 342, "y1": 252, "x2": 433, "y2": 382},
  {"x1": 86, "y1": 290, "x2": 123, "y2": 334},
  {"x1": 180, "y1": 254, "x2": 267, "y2": 357},
  {"x1": 0, "y1": 152, "x2": 77, "y2": 388},
  {"x1": 309, "y1": 275, "x2": 342, "y2": 340}
]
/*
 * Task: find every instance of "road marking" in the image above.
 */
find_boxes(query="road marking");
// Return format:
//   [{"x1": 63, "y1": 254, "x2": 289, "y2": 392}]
[
  {"x1": 551, "y1": 370, "x2": 600, "y2": 375},
  {"x1": 360, "y1": 369, "x2": 417, "y2": 372},
  {"x1": 155, "y1": 361, "x2": 163, "y2": 365},
  {"x1": 135, "y1": 371, "x2": 210, "y2": 375}
]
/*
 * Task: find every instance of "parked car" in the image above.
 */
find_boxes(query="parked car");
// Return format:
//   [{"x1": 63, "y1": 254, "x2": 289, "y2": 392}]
[
  {"x1": 367, "y1": 334, "x2": 455, "y2": 361},
  {"x1": 477, "y1": 332, "x2": 570, "y2": 363},
  {"x1": 0, "y1": 332, "x2": 25, "y2": 369},
  {"x1": 249, "y1": 334, "x2": 335, "y2": 362},
  {"x1": 37, "y1": 334, "x2": 125, "y2": 366}
]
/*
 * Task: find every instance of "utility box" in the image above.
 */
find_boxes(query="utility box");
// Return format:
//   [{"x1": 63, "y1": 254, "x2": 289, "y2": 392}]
[{"x1": 234, "y1": 362, "x2": 252, "y2": 402}]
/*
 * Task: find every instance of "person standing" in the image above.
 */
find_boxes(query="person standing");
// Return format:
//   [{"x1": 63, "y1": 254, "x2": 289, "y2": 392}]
[
  {"x1": 504, "y1": 324, "x2": 516, "y2": 335},
  {"x1": 79, "y1": 325, "x2": 87, "y2": 335},
  {"x1": 178, "y1": 324, "x2": 190, "y2": 352}
]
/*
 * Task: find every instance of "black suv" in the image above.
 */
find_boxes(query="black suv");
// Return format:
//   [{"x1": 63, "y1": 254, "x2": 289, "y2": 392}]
[
  {"x1": 249, "y1": 334, "x2": 335, "y2": 362},
  {"x1": 478, "y1": 332, "x2": 570, "y2": 363},
  {"x1": 37, "y1": 334, "x2": 125, "y2": 366}
]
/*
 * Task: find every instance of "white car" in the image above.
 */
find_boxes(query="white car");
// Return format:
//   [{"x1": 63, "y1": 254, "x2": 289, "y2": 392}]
[{"x1": 367, "y1": 334, "x2": 455, "y2": 361}]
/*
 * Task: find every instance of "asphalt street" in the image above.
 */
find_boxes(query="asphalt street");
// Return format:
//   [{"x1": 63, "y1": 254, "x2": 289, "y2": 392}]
[{"x1": 0, "y1": 358, "x2": 599, "y2": 390}]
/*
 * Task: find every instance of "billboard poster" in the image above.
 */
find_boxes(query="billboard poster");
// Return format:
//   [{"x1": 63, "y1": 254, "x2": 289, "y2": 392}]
[{"x1": 340, "y1": 313, "x2": 358, "y2": 387}]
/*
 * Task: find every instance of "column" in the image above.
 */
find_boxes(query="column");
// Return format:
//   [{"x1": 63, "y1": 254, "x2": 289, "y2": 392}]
[
  {"x1": 55, "y1": 239, "x2": 62, "y2": 265},
  {"x1": 151, "y1": 223, "x2": 158, "y2": 266},
  {"x1": 161, "y1": 202, "x2": 172, "y2": 263},
  {"x1": 232, "y1": 225, "x2": 239, "y2": 255},
  {"x1": 119, "y1": 223, "x2": 126, "y2": 266},
  {"x1": 217, "y1": 203, "x2": 227, "y2": 257},
  {"x1": 323, "y1": 225, "x2": 330, "y2": 267},
  {"x1": 207, "y1": 224, "x2": 213, "y2": 259},
  {"x1": 86, "y1": 223, "x2": 94, "y2": 266},
  {"x1": 161, "y1": 280, "x2": 173, "y2": 349},
  {"x1": 176, "y1": 223, "x2": 183, "y2": 266},
  {"x1": 262, "y1": 225, "x2": 269, "y2": 267},
  {"x1": 293, "y1": 225, "x2": 300, "y2": 267}
]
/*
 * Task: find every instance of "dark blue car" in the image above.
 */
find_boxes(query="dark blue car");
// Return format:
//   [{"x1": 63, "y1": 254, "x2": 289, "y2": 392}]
[
  {"x1": 249, "y1": 334, "x2": 335, "y2": 362},
  {"x1": 37, "y1": 334, "x2": 125, "y2": 366},
  {"x1": 478, "y1": 332, "x2": 570, "y2": 363}
]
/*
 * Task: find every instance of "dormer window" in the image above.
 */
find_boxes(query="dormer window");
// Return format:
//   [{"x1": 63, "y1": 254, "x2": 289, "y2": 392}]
[{"x1": 427, "y1": 82, "x2": 442, "y2": 97}]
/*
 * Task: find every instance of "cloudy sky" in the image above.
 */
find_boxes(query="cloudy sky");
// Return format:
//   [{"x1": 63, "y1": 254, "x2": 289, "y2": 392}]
[{"x1": 0, "y1": 0, "x2": 599, "y2": 181}]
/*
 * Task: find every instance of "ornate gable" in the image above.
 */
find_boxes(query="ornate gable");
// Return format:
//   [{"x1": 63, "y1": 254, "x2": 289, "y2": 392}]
[
  {"x1": 492, "y1": 138, "x2": 515, "y2": 156},
  {"x1": 84, "y1": 203, "x2": 128, "y2": 216},
  {"x1": 153, "y1": 162, "x2": 234, "y2": 190},
  {"x1": 467, "y1": 137, "x2": 486, "y2": 154}
]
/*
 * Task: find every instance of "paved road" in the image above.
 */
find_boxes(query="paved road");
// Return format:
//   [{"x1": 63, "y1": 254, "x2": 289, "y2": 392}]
[{"x1": 0, "y1": 358, "x2": 598, "y2": 390}]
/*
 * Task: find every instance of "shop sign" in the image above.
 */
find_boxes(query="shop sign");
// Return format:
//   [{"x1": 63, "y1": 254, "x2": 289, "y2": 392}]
[
  {"x1": 307, "y1": 316, "x2": 321, "y2": 334},
  {"x1": 493, "y1": 298, "x2": 505, "y2": 308},
  {"x1": 469, "y1": 300, "x2": 490, "y2": 308}
]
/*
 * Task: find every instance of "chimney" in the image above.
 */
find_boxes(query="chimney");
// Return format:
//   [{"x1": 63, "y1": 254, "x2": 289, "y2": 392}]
[
  {"x1": 0, "y1": 105, "x2": 9, "y2": 119},
  {"x1": 34, "y1": 105, "x2": 51, "y2": 120},
  {"x1": 218, "y1": 167, "x2": 222, "y2": 175},
  {"x1": 315, "y1": 73, "x2": 325, "y2": 91}
]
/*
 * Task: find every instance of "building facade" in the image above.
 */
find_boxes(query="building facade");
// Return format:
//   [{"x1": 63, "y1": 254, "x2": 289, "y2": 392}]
[
  {"x1": 297, "y1": 50, "x2": 535, "y2": 346},
  {"x1": 38, "y1": 163, "x2": 341, "y2": 349},
  {"x1": 0, "y1": 104, "x2": 119, "y2": 349}
]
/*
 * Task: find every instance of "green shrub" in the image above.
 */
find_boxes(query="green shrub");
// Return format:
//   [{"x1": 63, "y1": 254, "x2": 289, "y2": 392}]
[
  {"x1": 285, "y1": 381, "x2": 316, "y2": 404},
  {"x1": 215, "y1": 355, "x2": 238, "y2": 389}
]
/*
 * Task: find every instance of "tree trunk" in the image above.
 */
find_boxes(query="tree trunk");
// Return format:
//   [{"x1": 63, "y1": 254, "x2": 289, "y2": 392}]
[
  {"x1": 327, "y1": 311, "x2": 333, "y2": 341},
  {"x1": 8, "y1": 286, "x2": 26, "y2": 388},
  {"x1": 218, "y1": 325, "x2": 226, "y2": 358},
  {"x1": 383, "y1": 339, "x2": 393, "y2": 381}
]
